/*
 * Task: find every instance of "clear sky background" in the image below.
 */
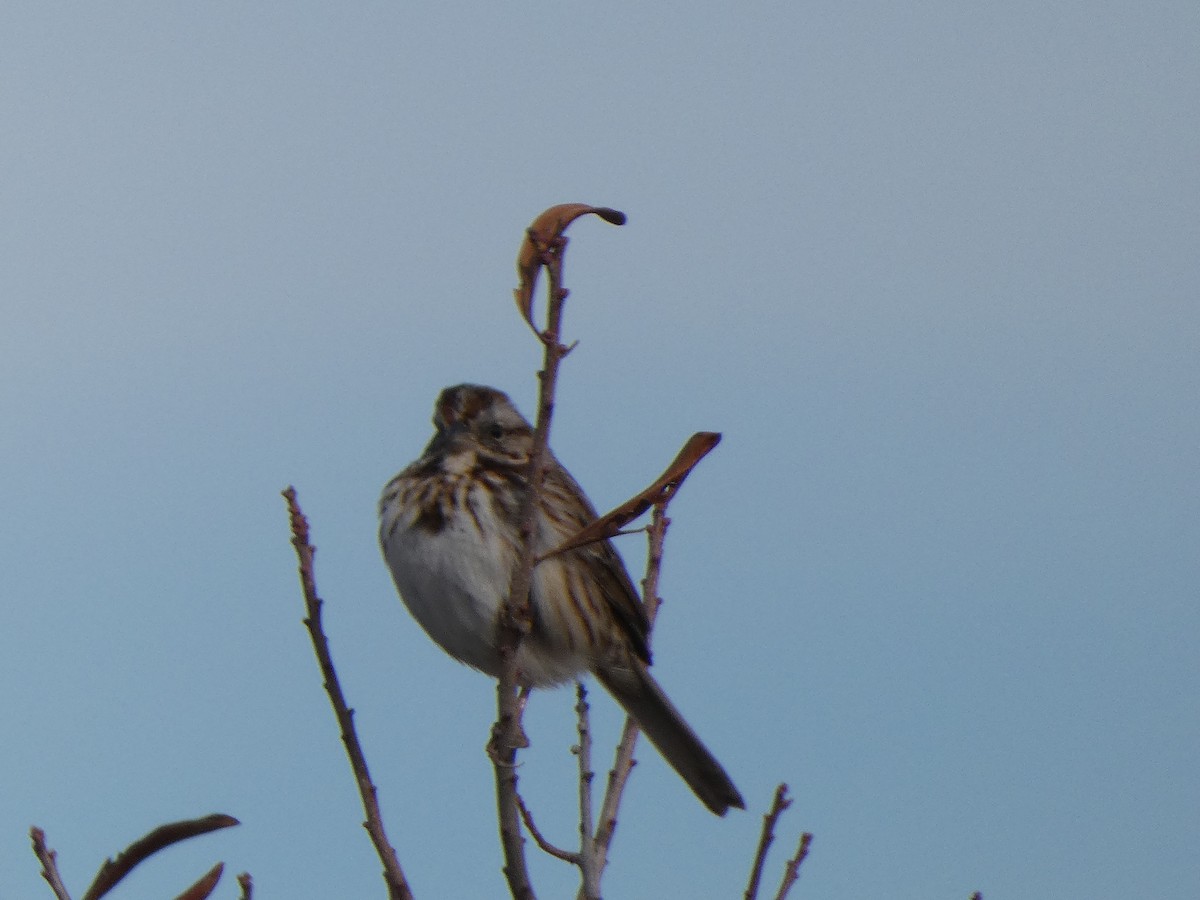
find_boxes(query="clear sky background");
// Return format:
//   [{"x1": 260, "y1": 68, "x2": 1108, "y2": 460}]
[{"x1": 2, "y1": 3, "x2": 1196, "y2": 898}]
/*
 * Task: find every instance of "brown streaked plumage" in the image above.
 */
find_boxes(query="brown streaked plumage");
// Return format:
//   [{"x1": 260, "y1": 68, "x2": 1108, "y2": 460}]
[{"x1": 378, "y1": 384, "x2": 744, "y2": 816}]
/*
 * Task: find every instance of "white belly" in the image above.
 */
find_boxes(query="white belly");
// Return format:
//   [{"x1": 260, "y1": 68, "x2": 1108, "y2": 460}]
[
  {"x1": 382, "y1": 510, "x2": 511, "y2": 676},
  {"x1": 380, "y1": 496, "x2": 589, "y2": 686}
]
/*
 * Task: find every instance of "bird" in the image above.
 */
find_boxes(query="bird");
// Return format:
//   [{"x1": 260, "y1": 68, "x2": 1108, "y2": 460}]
[{"x1": 378, "y1": 384, "x2": 744, "y2": 815}]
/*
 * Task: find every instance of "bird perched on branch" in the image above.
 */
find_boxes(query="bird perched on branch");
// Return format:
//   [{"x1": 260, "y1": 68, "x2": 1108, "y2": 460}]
[{"x1": 379, "y1": 384, "x2": 743, "y2": 815}]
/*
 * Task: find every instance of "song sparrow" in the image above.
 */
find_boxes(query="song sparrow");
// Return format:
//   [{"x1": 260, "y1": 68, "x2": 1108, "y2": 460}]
[{"x1": 378, "y1": 384, "x2": 744, "y2": 816}]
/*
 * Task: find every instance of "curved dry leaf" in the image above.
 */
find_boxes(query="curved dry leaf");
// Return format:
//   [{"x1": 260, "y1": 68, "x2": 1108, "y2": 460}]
[
  {"x1": 539, "y1": 431, "x2": 721, "y2": 561},
  {"x1": 82, "y1": 814, "x2": 240, "y2": 900},
  {"x1": 514, "y1": 203, "x2": 626, "y2": 331},
  {"x1": 174, "y1": 862, "x2": 224, "y2": 900}
]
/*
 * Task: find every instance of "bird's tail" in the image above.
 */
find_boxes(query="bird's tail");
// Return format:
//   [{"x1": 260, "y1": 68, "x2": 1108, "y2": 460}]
[{"x1": 596, "y1": 661, "x2": 744, "y2": 816}]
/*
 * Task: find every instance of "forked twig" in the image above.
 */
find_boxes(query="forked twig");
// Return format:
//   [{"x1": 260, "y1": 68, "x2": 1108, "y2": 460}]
[
  {"x1": 527, "y1": 432, "x2": 720, "y2": 889},
  {"x1": 589, "y1": 499, "x2": 676, "y2": 883},
  {"x1": 571, "y1": 433, "x2": 722, "y2": 891},
  {"x1": 283, "y1": 488, "x2": 414, "y2": 900},
  {"x1": 745, "y1": 784, "x2": 792, "y2": 900}
]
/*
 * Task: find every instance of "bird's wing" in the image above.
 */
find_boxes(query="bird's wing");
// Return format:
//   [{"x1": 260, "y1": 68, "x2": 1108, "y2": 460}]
[{"x1": 540, "y1": 460, "x2": 652, "y2": 664}]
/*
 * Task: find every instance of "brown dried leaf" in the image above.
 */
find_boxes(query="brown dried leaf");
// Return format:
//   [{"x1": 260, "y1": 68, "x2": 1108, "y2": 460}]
[
  {"x1": 82, "y1": 814, "x2": 240, "y2": 900},
  {"x1": 514, "y1": 203, "x2": 626, "y2": 331},
  {"x1": 539, "y1": 431, "x2": 721, "y2": 561},
  {"x1": 174, "y1": 862, "x2": 224, "y2": 900}
]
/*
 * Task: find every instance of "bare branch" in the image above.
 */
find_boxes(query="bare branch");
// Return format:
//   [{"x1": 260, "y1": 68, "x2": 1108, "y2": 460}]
[
  {"x1": 496, "y1": 203, "x2": 626, "y2": 898},
  {"x1": 282, "y1": 488, "x2": 414, "y2": 900},
  {"x1": 773, "y1": 831, "x2": 813, "y2": 900},
  {"x1": 30, "y1": 828, "x2": 72, "y2": 900},
  {"x1": 81, "y1": 814, "x2": 239, "y2": 900},
  {"x1": 173, "y1": 862, "x2": 224, "y2": 900},
  {"x1": 515, "y1": 796, "x2": 578, "y2": 865},
  {"x1": 494, "y1": 227, "x2": 561, "y2": 900},
  {"x1": 589, "y1": 715, "x2": 638, "y2": 881},
  {"x1": 237, "y1": 872, "x2": 254, "y2": 900},
  {"x1": 573, "y1": 682, "x2": 601, "y2": 899},
  {"x1": 744, "y1": 784, "x2": 792, "y2": 900},
  {"x1": 590, "y1": 501, "x2": 671, "y2": 880},
  {"x1": 639, "y1": 501, "x2": 671, "y2": 627}
]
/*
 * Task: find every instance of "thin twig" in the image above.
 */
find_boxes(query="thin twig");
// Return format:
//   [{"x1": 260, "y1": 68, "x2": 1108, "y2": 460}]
[
  {"x1": 237, "y1": 872, "x2": 254, "y2": 900},
  {"x1": 573, "y1": 682, "x2": 601, "y2": 899},
  {"x1": 553, "y1": 432, "x2": 721, "y2": 875},
  {"x1": 81, "y1": 815, "x2": 239, "y2": 900},
  {"x1": 516, "y1": 796, "x2": 579, "y2": 864},
  {"x1": 588, "y1": 715, "x2": 637, "y2": 885},
  {"x1": 589, "y1": 502, "x2": 671, "y2": 882},
  {"x1": 641, "y1": 502, "x2": 670, "y2": 628},
  {"x1": 575, "y1": 683, "x2": 594, "y2": 841},
  {"x1": 745, "y1": 784, "x2": 792, "y2": 900},
  {"x1": 283, "y1": 488, "x2": 414, "y2": 900},
  {"x1": 773, "y1": 832, "x2": 812, "y2": 900},
  {"x1": 30, "y1": 828, "x2": 73, "y2": 900}
]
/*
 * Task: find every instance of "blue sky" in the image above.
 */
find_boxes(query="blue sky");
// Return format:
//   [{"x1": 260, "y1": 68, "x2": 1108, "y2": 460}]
[{"x1": 2, "y1": 3, "x2": 1196, "y2": 897}]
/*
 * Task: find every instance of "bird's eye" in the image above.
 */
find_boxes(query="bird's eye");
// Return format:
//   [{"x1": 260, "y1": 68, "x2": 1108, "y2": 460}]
[{"x1": 487, "y1": 423, "x2": 504, "y2": 441}]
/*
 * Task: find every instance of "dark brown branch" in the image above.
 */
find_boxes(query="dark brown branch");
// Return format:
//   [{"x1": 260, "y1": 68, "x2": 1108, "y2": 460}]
[
  {"x1": 745, "y1": 784, "x2": 792, "y2": 900},
  {"x1": 31, "y1": 828, "x2": 72, "y2": 900},
  {"x1": 283, "y1": 488, "x2": 415, "y2": 900},
  {"x1": 516, "y1": 796, "x2": 578, "y2": 864},
  {"x1": 80, "y1": 815, "x2": 239, "y2": 900},
  {"x1": 173, "y1": 862, "x2": 224, "y2": 900},
  {"x1": 773, "y1": 831, "x2": 813, "y2": 900}
]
